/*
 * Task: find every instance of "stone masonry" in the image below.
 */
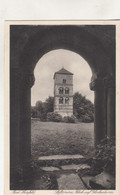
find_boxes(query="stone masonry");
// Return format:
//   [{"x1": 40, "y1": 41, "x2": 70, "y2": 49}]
[{"x1": 53, "y1": 68, "x2": 73, "y2": 117}]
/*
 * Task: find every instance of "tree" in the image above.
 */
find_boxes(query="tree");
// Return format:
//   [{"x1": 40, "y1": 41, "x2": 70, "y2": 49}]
[
  {"x1": 36, "y1": 101, "x2": 44, "y2": 111},
  {"x1": 34, "y1": 97, "x2": 54, "y2": 120},
  {"x1": 45, "y1": 96, "x2": 54, "y2": 113},
  {"x1": 73, "y1": 92, "x2": 94, "y2": 122},
  {"x1": 35, "y1": 101, "x2": 45, "y2": 120},
  {"x1": 31, "y1": 106, "x2": 37, "y2": 118},
  {"x1": 32, "y1": 93, "x2": 94, "y2": 122}
]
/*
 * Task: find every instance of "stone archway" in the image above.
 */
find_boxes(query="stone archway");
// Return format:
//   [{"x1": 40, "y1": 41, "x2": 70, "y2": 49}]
[{"x1": 10, "y1": 25, "x2": 115, "y2": 181}]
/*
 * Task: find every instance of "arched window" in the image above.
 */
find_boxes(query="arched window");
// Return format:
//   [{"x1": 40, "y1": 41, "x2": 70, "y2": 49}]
[
  {"x1": 65, "y1": 87, "x2": 69, "y2": 94},
  {"x1": 65, "y1": 97, "x2": 69, "y2": 104},
  {"x1": 59, "y1": 97, "x2": 63, "y2": 104},
  {"x1": 59, "y1": 87, "x2": 63, "y2": 94}
]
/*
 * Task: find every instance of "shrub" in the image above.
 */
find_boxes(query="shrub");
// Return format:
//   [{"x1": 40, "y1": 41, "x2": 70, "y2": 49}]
[
  {"x1": 80, "y1": 114, "x2": 94, "y2": 123},
  {"x1": 89, "y1": 137, "x2": 115, "y2": 176},
  {"x1": 63, "y1": 115, "x2": 77, "y2": 123},
  {"x1": 47, "y1": 112, "x2": 62, "y2": 122}
]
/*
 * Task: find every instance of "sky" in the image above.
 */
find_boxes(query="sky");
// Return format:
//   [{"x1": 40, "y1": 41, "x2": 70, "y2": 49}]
[{"x1": 31, "y1": 49, "x2": 94, "y2": 106}]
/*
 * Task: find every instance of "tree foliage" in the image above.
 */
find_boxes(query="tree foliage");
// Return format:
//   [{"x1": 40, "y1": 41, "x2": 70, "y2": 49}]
[
  {"x1": 45, "y1": 96, "x2": 54, "y2": 113},
  {"x1": 63, "y1": 115, "x2": 77, "y2": 123},
  {"x1": 47, "y1": 112, "x2": 62, "y2": 122},
  {"x1": 73, "y1": 92, "x2": 94, "y2": 122},
  {"x1": 31, "y1": 93, "x2": 94, "y2": 122},
  {"x1": 31, "y1": 96, "x2": 54, "y2": 121}
]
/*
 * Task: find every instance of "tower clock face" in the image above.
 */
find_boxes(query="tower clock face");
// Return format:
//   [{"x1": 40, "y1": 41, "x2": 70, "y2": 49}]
[{"x1": 54, "y1": 68, "x2": 73, "y2": 117}]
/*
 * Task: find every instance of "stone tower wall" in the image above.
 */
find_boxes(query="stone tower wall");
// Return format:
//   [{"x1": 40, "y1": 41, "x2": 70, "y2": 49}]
[{"x1": 54, "y1": 73, "x2": 73, "y2": 117}]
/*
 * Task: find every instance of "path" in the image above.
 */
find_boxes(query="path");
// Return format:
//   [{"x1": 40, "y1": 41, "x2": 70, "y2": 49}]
[{"x1": 35, "y1": 154, "x2": 92, "y2": 190}]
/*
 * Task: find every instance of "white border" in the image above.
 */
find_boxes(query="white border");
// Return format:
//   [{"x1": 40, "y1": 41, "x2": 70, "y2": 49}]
[
  {"x1": 4, "y1": 20, "x2": 120, "y2": 195},
  {"x1": 1, "y1": 1, "x2": 120, "y2": 195}
]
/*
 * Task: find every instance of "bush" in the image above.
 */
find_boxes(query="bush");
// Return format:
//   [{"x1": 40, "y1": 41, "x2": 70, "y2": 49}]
[
  {"x1": 89, "y1": 137, "x2": 115, "y2": 176},
  {"x1": 63, "y1": 115, "x2": 77, "y2": 123},
  {"x1": 79, "y1": 114, "x2": 94, "y2": 123},
  {"x1": 47, "y1": 112, "x2": 62, "y2": 122}
]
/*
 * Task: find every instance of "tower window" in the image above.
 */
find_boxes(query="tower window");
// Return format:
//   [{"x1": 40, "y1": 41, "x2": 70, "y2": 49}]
[
  {"x1": 65, "y1": 87, "x2": 69, "y2": 94},
  {"x1": 59, "y1": 87, "x2": 63, "y2": 94},
  {"x1": 65, "y1": 97, "x2": 69, "y2": 104},
  {"x1": 59, "y1": 97, "x2": 63, "y2": 104},
  {"x1": 63, "y1": 79, "x2": 66, "y2": 84}
]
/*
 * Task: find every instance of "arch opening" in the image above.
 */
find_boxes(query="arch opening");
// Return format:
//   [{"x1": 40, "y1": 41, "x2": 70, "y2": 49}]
[
  {"x1": 31, "y1": 49, "x2": 94, "y2": 159},
  {"x1": 31, "y1": 49, "x2": 94, "y2": 106}
]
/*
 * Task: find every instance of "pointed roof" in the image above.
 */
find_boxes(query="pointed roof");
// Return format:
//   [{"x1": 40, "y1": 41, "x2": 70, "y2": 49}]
[{"x1": 53, "y1": 68, "x2": 73, "y2": 79}]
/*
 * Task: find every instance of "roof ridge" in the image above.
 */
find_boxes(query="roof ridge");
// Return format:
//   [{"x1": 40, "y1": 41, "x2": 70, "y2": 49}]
[{"x1": 53, "y1": 68, "x2": 73, "y2": 79}]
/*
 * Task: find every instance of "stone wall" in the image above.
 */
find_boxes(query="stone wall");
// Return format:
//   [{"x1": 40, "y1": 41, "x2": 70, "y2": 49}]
[{"x1": 54, "y1": 73, "x2": 73, "y2": 117}]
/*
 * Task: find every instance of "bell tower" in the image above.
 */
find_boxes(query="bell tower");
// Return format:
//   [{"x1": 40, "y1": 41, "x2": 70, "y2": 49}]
[{"x1": 53, "y1": 68, "x2": 73, "y2": 117}]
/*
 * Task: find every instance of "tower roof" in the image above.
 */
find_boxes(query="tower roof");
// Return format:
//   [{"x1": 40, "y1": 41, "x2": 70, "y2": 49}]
[{"x1": 53, "y1": 68, "x2": 73, "y2": 79}]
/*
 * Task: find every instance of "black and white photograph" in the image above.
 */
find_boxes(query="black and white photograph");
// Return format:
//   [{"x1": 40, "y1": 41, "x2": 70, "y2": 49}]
[{"x1": 5, "y1": 21, "x2": 119, "y2": 193}]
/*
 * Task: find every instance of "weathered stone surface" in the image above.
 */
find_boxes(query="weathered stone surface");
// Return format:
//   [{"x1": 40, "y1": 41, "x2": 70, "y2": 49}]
[
  {"x1": 61, "y1": 164, "x2": 90, "y2": 171},
  {"x1": 57, "y1": 173, "x2": 86, "y2": 190},
  {"x1": 89, "y1": 171, "x2": 115, "y2": 189},
  {"x1": 34, "y1": 174, "x2": 58, "y2": 190},
  {"x1": 54, "y1": 68, "x2": 73, "y2": 117},
  {"x1": 38, "y1": 155, "x2": 86, "y2": 167},
  {"x1": 40, "y1": 166, "x2": 60, "y2": 171},
  {"x1": 38, "y1": 154, "x2": 84, "y2": 161},
  {"x1": 81, "y1": 176, "x2": 93, "y2": 189}
]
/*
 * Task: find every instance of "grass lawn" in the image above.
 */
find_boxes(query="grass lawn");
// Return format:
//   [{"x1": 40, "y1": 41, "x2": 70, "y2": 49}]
[{"x1": 31, "y1": 120, "x2": 94, "y2": 159}]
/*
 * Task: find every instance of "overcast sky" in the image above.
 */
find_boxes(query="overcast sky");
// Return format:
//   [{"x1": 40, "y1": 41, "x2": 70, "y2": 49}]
[{"x1": 31, "y1": 49, "x2": 94, "y2": 106}]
